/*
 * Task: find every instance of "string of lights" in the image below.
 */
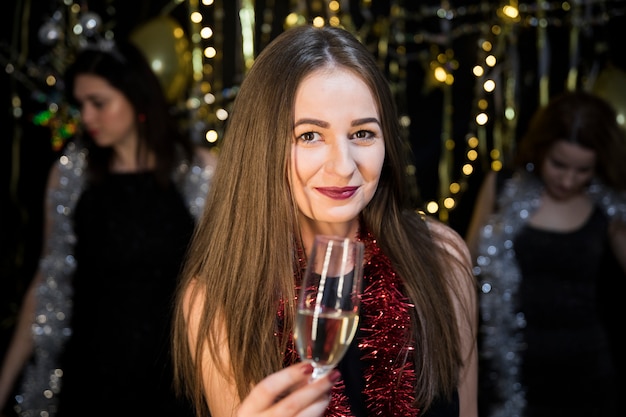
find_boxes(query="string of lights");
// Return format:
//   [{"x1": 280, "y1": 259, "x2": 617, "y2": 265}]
[{"x1": 3, "y1": 0, "x2": 626, "y2": 220}]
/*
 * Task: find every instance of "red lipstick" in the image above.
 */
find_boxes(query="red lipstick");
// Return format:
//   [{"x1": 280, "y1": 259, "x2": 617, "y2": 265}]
[{"x1": 316, "y1": 186, "x2": 358, "y2": 200}]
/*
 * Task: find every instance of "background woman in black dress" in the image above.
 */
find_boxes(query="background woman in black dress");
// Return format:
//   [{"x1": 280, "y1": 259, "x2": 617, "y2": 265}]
[
  {"x1": 0, "y1": 40, "x2": 217, "y2": 417},
  {"x1": 466, "y1": 90, "x2": 626, "y2": 417}
]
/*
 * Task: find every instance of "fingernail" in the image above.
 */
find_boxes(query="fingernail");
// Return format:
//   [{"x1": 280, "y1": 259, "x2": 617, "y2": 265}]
[
  {"x1": 302, "y1": 363, "x2": 314, "y2": 375},
  {"x1": 328, "y1": 369, "x2": 341, "y2": 383}
]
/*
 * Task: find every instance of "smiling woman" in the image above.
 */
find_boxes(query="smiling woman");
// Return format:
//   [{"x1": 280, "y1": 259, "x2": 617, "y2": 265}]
[
  {"x1": 290, "y1": 67, "x2": 385, "y2": 236},
  {"x1": 171, "y1": 24, "x2": 478, "y2": 417}
]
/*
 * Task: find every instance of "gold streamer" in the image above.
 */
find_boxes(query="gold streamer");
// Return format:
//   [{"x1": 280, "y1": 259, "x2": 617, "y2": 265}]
[
  {"x1": 239, "y1": 0, "x2": 256, "y2": 72},
  {"x1": 439, "y1": 82, "x2": 453, "y2": 222},
  {"x1": 566, "y1": 1, "x2": 581, "y2": 91},
  {"x1": 536, "y1": 0, "x2": 549, "y2": 105}
]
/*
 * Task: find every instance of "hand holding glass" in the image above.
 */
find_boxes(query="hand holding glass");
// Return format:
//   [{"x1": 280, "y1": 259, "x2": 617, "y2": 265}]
[{"x1": 294, "y1": 235, "x2": 364, "y2": 381}]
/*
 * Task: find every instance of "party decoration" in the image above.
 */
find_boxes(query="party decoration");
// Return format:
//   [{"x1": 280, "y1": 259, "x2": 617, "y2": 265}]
[
  {"x1": 79, "y1": 11, "x2": 102, "y2": 37},
  {"x1": 130, "y1": 16, "x2": 192, "y2": 103},
  {"x1": 38, "y1": 20, "x2": 64, "y2": 45},
  {"x1": 592, "y1": 64, "x2": 626, "y2": 130}
]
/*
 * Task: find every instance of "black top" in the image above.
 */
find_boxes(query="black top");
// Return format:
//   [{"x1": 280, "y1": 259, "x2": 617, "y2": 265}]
[
  {"x1": 512, "y1": 207, "x2": 619, "y2": 416},
  {"x1": 339, "y1": 331, "x2": 460, "y2": 417},
  {"x1": 57, "y1": 172, "x2": 196, "y2": 417}
]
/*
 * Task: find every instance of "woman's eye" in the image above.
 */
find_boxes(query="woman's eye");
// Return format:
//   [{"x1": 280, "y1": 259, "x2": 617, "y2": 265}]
[
  {"x1": 298, "y1": 132, "x2": 319, "y2": 142},
  {"x1": 352, "y1": 130, "x2": 377, "y2": 142}
]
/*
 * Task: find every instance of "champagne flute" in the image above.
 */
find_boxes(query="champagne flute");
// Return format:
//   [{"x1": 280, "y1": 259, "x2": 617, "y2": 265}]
[{"x1": 294, "y1": 235, "x2": 364, "y2": 381}]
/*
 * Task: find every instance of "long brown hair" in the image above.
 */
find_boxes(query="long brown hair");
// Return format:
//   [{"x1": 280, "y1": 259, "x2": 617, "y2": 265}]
[{"x1": 172, "y1": 24, "x2": 474, "y2": 416}]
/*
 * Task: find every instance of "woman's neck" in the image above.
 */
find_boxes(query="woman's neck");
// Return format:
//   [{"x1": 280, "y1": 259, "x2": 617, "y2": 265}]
[
  {"x1": 298, "y1": 217, "x2": 360, "y2": 256},
  {"x1": 109, "y1": 140, "x2": 156, "y2": 173}
]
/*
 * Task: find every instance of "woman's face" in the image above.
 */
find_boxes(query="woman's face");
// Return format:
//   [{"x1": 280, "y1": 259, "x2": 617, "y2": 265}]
[
  {"x1": 73, "y1": 74, "x2": 137, "y2": 148},
  {"x1": 541, "y1": 140, "x2": 596, "y2": 200},
  {"x1": 290, "y1": 67, "x2": 385, "y2": 231}
]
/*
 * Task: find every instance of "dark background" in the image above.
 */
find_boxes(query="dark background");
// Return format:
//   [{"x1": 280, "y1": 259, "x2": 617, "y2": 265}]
[{"x1": 2, "y1": 0, "x2": 626, "y2": 396}]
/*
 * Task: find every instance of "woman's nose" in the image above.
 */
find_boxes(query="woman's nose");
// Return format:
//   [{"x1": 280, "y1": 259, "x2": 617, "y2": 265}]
[
  {"x1": 559, "y1": 170, "x2": 578, "y2": 189},
  {"x1": 326, "y1": 139, "x2": 356, "y2": 176},
  {"x1": 79, "y1": 105, "x2": 93, "y2": 124}
]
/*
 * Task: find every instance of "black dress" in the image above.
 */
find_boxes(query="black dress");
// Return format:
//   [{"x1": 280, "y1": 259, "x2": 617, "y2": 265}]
[
  {"x1": 511, "y1": 207, "x2": 619, "y2": 417},
  {"x1": 57, "y1": 173, "x2": 196, "y2": 417}
]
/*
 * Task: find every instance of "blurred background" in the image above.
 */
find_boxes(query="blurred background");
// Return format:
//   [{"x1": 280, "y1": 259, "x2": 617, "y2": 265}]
[{"x1": 2, "y1": 0, "x2": 626, "y2": 361}]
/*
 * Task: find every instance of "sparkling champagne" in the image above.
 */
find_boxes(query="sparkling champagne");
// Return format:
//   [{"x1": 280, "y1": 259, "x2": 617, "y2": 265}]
[{"x1": 295, "y1": 308, "x2": 359, "y2": 372}]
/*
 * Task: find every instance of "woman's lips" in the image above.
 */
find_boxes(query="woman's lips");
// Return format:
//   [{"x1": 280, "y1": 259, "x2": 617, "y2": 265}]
[{"x1": 316, "y1": 186, "x2": 359, "y2": 200}]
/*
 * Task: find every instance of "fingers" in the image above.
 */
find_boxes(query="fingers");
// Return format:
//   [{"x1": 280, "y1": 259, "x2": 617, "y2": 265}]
[{"x1": 237, "y1": 363, "x2": 340, "y2": 417}]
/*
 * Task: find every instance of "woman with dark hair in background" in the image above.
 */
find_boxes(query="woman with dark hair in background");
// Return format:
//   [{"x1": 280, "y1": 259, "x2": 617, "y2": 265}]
[
  {"x1": 0, "y1": 40, "x2": 217, "y2": 417},
  {"x1": 466, "y1": 90, "x2": 626, "y2": 417}
]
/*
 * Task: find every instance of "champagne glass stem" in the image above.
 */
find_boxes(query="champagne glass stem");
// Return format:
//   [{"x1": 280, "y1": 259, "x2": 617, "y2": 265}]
[{"x1": 310, "y1": 364, "x2": 333, "y2": 382}]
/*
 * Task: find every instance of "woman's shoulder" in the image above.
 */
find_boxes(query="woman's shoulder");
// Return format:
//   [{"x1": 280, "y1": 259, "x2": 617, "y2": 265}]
[
  {"x1": 426, "y1": 216, "x2": 465, "y2": 245},
  {"x1": 45, "y1": 140, "x2": 89, "y2": 190},
  {"x1": 425, "y1": 216, "x2": 472, "y2": 266}
]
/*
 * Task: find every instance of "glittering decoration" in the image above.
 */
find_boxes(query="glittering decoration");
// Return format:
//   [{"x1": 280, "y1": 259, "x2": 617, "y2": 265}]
[
  {"x1": 281, "y1": 227, "x2": 420, "y2": 416},
  {"x1": 13, "y1": 139, "x2": 215, "y2": 417},
  {"x1": 474, "y1": 170, "x2": 626, "y2": 417},
  {"x1": 32, "y1": 106, "x2": 80, "y2": 151}
]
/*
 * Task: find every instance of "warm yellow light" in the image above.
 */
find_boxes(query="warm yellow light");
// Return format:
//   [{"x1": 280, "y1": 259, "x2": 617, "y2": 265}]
[
  {"x1": 476, "y1": 113, "x2": 489, "y2": 125},
  {"x1": 200, "y1": 27, "x2": 213, "y2": 39},
  {"x1": 483, "y1": 79, "x2": 496, "y2": 92},
  {"x1": 426, "y1": 201, "x2": 439, "y2": 214},
  {"x1": 191, "y1": 12, "x2": 203, "y2": 23},
  {"x1": 485, "y1": 55, "x2": 497, "y2": 67},
  {"x1": 444, "y1": 198, "x2": 455, "y2": 209},
  {"x1": 216, "y1": 108, "x2": 229, "y2": 121},
  {"x1": 434, "y1": 67, "x2": 447, "y2": 82},
  {"x1": 502, "y1": 5, "x2": 519, "y2": 19},
  {"x1": 449, "y1": 182, "x2": 461, "y2": 194},
  {"x1": 473, "y1": 65, "x2": 484, "y2": 77},
  {"x1": 206, "y1": 130, "x2": 218, "y2": 143},
  {"x1": 204, "y1": 47, "x2": 216, "y2": 58},
  {"x1": 186, "y1": 97, "x2": 201, "y2": 109},
  {"x1": 468, "y1": 136, "x2": 479, "y2": 148},
  {"x1": 203, "y1": 93, "x2": 216, "y2": 104},
  {"x1": 462, "y1": 163, "x2": 474, "y2": 175},
  {"x1": 200, "y1": 81, "x2": 211, "y2": 94},
  {"x1": 285, "y1": 13, "x2": 300, "y2": 27},
  {"x1": 467, "y1": 149, "x2": 478, "y2": 161},
  {"x1": 312, "y1": 16, "x2": 325, "y2": 27}
]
